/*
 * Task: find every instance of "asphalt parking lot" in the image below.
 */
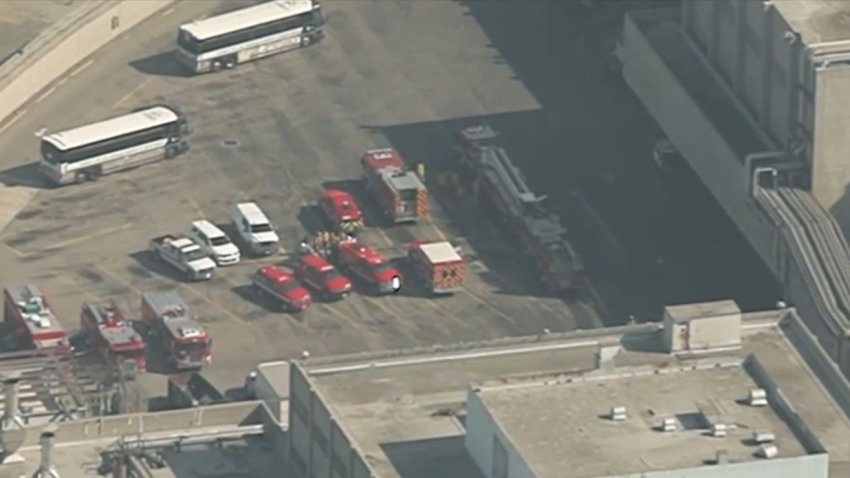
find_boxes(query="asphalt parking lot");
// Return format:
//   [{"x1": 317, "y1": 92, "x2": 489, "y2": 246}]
[{"x1": 0, "y1": 0, "x2": 601, "y2": 391}]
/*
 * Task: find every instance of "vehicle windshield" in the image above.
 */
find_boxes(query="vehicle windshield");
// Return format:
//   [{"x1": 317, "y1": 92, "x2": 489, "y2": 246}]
[
  {"x1": 179, "y1": 341, "x2": 209, "y2": 354},
  {"x1": 184, "y1": 249, "x2": 208, "y2": 261},
  {"x1": 277, "y1": 280, "x2": 300, "y2": 293},
  {"x1": 210, "y1": 236, "x2": 230, "y2": 246},
  {"x1": 117, "y1": 349, "x2": 145, "y2": 360},
  {"x1": 313, "y1": 9, "x2": 326, "y2": 26},
  {"x1": 250, "y1": 223, "x2": 273, "y2": 233},
  {"x1": 322, "y1": 268, "x2": 343, "y2": 281},
  {"x1": 373, "y1": 262, "x2": 394, "y2": 274}
]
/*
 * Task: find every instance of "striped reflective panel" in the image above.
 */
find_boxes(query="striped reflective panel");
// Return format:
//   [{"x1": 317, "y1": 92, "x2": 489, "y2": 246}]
[
  {"x1": 435, "y1": 263, "x2": 466, "y2": 289},
  {"x1": 416, "y1": 189, "x2": 428, "y2": 218}
]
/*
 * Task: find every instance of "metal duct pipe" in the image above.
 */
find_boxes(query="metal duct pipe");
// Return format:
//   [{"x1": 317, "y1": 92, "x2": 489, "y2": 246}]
[
  {"x1": 3, "y1": 378, "x2": 22, "y2": 428},
  {"x1": 34, "y1": 431, "x2": 59, "y2": 478}
]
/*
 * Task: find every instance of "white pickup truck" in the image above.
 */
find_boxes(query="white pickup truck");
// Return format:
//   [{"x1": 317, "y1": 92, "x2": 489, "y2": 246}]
[{"x1": 149, "y1": 234, "x2": 217, "y2": 281}]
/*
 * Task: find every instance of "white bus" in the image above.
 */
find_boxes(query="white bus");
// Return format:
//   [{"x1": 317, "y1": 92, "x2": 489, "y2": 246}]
[
  {"x1": 176, "y1": 0, "x2": 325, "y2": 74},
  {"x1": 39, "y1": 106, "x2": 190, "y2": 186}
]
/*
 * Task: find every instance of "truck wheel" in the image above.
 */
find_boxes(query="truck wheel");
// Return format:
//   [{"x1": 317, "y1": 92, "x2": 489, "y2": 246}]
[
  {"x1": 75, "y1": 171, "x2": 90, "y2": 184},
  {"x1": 165, "y1": 147, "x2": 177, "y2": 159}
]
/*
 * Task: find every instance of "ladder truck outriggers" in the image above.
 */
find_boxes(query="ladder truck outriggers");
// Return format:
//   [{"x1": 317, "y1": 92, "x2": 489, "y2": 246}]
[
  {"x1": 361, "y1": 148, "x2": 429, "y2": 224},
  {"x1": 80, "y1": 301, "x2": 147, "y2": 376},
  {"x1": 455, "y1": 125, "x2": 585, "y2": 292},
  {"x1": 140, "y1": 290, "x2": 212, "y2": 371},
  {"x1": 3, "y1": 285, "x2": 71, "y2": 355}
]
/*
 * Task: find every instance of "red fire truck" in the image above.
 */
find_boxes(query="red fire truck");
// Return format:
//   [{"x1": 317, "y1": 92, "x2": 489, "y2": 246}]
[
  {"x1": 3, "y1": 285, "x2": 71, "y2": 354},
  {"x1": 140, "y1": 290, "x2": 212, "y2": 370},
  {"x1": 80, "y1": 301, "x2": 147, "y2": 375},
  {"x1": 408, "y1": 241, "x2": 467, "y2": 295},
  {"x1": 336, "y1": 238, "x2": 402, "y2": 294},
  {"x1": 361, "y1": 148, "x2": 428, "y2": 223}
]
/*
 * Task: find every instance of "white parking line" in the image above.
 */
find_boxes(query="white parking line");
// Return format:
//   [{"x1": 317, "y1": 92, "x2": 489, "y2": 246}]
[
  {"x1": 34, "y1": 86, "x2": 56, "y2": 104},
  {"x1": 69, "y1": 59, "x2": 93, "y2": 77}
]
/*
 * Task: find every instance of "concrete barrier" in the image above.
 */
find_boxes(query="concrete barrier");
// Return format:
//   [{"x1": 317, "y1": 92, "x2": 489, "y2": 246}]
[{"x1": 0, "y1": 0, "x2": 177, "y2": 127}]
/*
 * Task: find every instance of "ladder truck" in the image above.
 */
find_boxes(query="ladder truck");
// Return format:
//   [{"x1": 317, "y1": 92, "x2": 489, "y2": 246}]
[
  {"x1": 140, "y1": 290, "x2": 212, "y2": 371},
  {"x1": 3, "y1": 285, "x2": 72, "y2": 355},
  {"x1": 455, "y1": 125, "x2": 585, "y2": 292},
  {"x1": 80, "y1": 301, "x2": 147, "y2": 376},
  {"x1": 361, "y1": 148, "x2": 428, "y2": 223}
]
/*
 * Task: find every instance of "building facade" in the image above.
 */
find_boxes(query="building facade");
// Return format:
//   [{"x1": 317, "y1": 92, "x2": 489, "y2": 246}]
[{"x1": 682, "y1": 0, "x2": 850, "y2": 214}]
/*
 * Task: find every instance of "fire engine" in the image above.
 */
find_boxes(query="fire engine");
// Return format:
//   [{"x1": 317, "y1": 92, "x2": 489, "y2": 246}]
[
  {"x1": 80, "y1": 301, "x2": 147, "y2": 375},
  {"x1": 140, "y1": 290, "x2": 212, "y2": 370},
  {"x1": 335, "y1": 238, "x2": 402, "y2": 294},
  {"x1": 252, "y1": 265, "x2": 313, "y2": 312},
  {"x1": 408, "y1": 241, "x2": 466, "y2": 295},
  {"x1": 3, "y1": 285, "x2": 71, "y2": 354},
  {"x1": 319, "y1": 189, "x2": 364, "y2": 235},
  {"x1": 455, "y1": 125, "x2": 585, "y2": 292},
  {"x1": 361, "y1": 148, "x2": 428, "y2": 223}
]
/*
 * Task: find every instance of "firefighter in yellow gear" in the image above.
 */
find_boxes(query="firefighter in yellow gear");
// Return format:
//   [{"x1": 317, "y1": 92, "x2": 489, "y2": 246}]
[{"x1": 416, "y1": 163, "x2": 426, "y2": 181}]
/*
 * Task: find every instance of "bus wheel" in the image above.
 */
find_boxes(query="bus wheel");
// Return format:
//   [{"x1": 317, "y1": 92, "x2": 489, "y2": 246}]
[
  {"x1": 75, "y1": 171, "x2": 90, "y2": 184},
  {"x1": 212, "y1": 61, "x2": 222, "y2": 72},
  {"x1": 301, "y1": 35, "x2": 312, "y2": 47}
]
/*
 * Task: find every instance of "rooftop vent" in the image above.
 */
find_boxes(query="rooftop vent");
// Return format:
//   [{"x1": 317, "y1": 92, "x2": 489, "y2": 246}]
[
  {"x1": 752, "y1": 431, "x2": 775, "y2": 444},
  {"x1": 757, "y1": 444, "x2": 779, "y2": 459},
  {"x1": 711, "y1": 423, "x2": 727, "y2": 438},
  {"x1": 609, "y1": 406, "x2": 627, "y2": 421},
  {"x1": 661, "y1": 418, "x2": 677, "y2": 432},
  {"x1": 748, "y1": 389, "x2": 768, "y2": 407}
]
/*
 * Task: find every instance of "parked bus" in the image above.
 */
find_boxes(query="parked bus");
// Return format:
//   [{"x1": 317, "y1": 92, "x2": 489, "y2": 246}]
[
  {"x1": 176, "y1": 0, "x2": 325, "y2": 74},
  {"x1": 39, "y1": 106, "x2": 190, "y2": 186}
]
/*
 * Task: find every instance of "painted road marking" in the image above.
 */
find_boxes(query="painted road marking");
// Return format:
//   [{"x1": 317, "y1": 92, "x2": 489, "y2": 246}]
[
  {"x1": 181, "y1": 284, "x2": 244, "y2": 323},
  {"x1": 39, "y1": 222, "x2": 134, "y2": 253},
  {"x1": 92, "y1": 264, "x2": 143, "y2": 295},
  {"x1": 69, "y1": 59, "x2": 93, "y2": 77},
  {"x1": 186, "y1": 196, "x2": 206, "y2": 219},
  {"x1": 426, "y1": 216, "x2": 447, "y2": 241},
  {"x1": 161, "y1": 7, "x2": 175, "y2": 16},
  {"x1": 112, "y1": 77, "x2": 153, "y2": 109},
  {"x1": 0, "y1": 109, "x2": 26, "y2": 136},
  {"x1": 35, "y1": 86, "x2": 56, "y2": 104}
]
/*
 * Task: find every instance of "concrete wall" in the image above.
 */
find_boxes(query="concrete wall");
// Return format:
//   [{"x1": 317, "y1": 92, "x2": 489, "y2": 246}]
[
  {"x1": 0, "y1": 0, "x2": 176, "y2": 126},
  {"x1": 288, "y1": 363, "x2": 373, "y2": 478},
  {"x1": 813, "y1": 66, "x2": 850, "y2": 213},
  {"x1": 607, "y1": 454, "x2": 828, "y2": 478},
  {"x1": 682, "y1": 0, "x2": 798, "y2": 150},
  {"x1": 622, "y1": 12, "x2": 776, "y2": 272},
  {"x1": 689, "y1": 314, "x2": 743, "y2": 350},
  {"x1": 465, "y1": 388, "x2": 535, "y2": 478},
  {"x1": 779, "y1": 315, "x2": 850, "y2": 420}
]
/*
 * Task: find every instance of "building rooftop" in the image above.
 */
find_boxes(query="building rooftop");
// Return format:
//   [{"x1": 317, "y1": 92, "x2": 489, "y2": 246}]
[
  {"x1": 476, "y1": 362, "x2": 806, "y2": 478},
  {"x1": 0, "y1": 401, "x2": 281, "y2": 478},
  {"x1": 630, "y1": 9, "x2": 771, "y2": 158},
  {"x1": 772, "y1": 0, "x2": 850, "y2": 46},
  {"x1": 301, "y1": 309, "x2": 850, "y2": 478}
]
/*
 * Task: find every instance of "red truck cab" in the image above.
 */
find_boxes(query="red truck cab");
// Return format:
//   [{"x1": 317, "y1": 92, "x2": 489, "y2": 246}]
[
  {"x1": 320, "y1": 189, "x2": 364, "y2": 235},
  {"x1": 252, "y1": 265, "x2": 313, "y2": 312},
  {"x1": 337, "y1": 240, "x2": 401, "y2": 294},
  {"x1": 295, "y1": 253, "x2": 352, "y2": 301}
]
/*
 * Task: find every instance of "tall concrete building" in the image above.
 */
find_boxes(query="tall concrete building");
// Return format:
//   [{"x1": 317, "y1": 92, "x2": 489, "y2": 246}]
[
  {"x1": 682, "y1": 0, "x2": 850, "y2": 217},
  {"x1": 269, "y1": 301, "x2": 850, "y2": 478}
]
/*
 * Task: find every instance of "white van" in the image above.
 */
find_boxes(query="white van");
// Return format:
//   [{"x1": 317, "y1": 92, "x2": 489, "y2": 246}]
[
  {"x1": 230, "y1": 202, "x2": 279, "y2": 256},
  {"x1": 189, "y1": 219, "x2": 241, "y2": 266}
]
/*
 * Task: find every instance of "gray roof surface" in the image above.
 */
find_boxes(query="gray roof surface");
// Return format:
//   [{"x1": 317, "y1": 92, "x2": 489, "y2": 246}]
[
  {"x1": 772, "y1": 0, "x2": 850, "y2": 46},
  {"x1": 303, "y1": 311, "x2": 850, "y2": 478},
  {"x1": 664, "y1": 299, "x2": 741, "y2": 322},
  {"x1": 476, "y1": 363, "x2": 806, "y2": 478}
]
